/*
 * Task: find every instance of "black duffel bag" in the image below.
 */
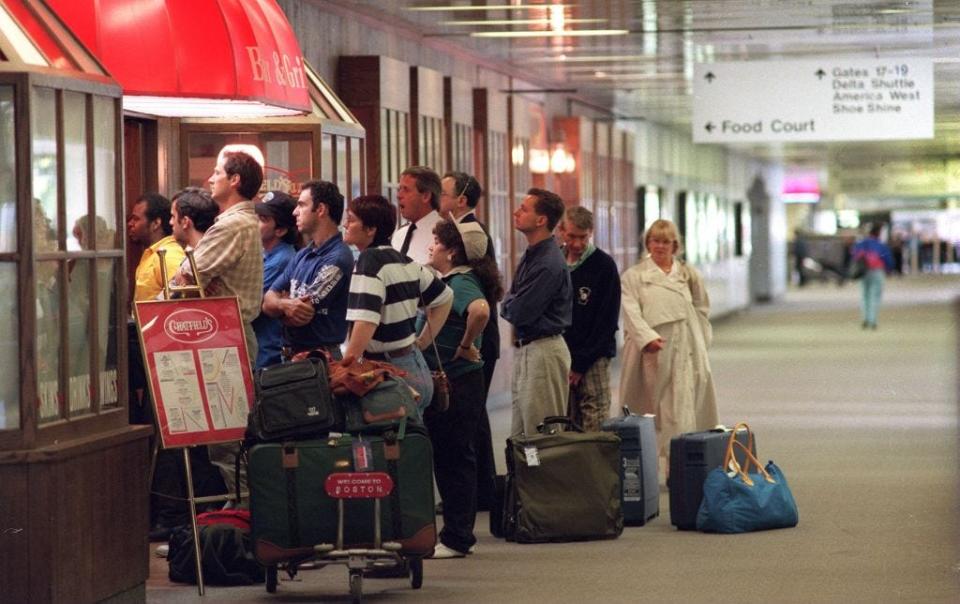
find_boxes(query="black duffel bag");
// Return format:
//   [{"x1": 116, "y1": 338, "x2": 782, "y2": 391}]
[{"x1": 248, "y1": 356, "x2": 339, "y2": 442}]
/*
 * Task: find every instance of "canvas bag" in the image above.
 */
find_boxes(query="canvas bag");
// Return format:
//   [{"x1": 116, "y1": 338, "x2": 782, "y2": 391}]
[{"x1": 695, "y1": 422, "x2": 799, "y2": 534}]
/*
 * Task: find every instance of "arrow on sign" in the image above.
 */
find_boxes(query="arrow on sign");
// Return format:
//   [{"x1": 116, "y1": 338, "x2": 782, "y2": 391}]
[
  {"x1": 815, "y1": 68, "x2": 826, "y2": 80},
  {"x1": 705, "y1": 122, "x2": 715, "y2": 133},
  {"x1": 705, "y1": 72, "x2": 716, "y2": 83}
]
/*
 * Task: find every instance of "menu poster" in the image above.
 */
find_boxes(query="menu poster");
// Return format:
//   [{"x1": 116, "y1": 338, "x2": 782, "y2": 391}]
[{"x1": 135, "y1": 297, "x2": 255, "y2": 448}]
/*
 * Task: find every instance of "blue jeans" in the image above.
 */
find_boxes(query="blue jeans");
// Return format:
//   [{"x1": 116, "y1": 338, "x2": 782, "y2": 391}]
[
  {"x1": 861, "y1": 269, "x2": 885, "y2": 326},
  {"x1": 376, "y1": 346, "x2": 434, "y2": 419}
]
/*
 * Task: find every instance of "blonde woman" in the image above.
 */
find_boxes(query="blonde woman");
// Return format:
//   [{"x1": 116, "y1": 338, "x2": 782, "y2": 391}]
[{"x1": 618, "y1": 219, "x2": 718, "y2": 466}]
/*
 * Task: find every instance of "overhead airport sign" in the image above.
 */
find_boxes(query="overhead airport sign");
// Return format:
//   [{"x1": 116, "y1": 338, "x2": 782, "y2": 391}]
[{"x1": 693, "y1": 59, "x2": 933, "y2": 143}]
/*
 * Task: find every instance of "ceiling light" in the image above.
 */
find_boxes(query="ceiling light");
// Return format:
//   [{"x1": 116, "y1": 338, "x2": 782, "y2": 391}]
[
  {"x1": 123, "y1": 96, "x2": 304, "y2": 118},
  {"x1": 549, "y1": 5, "x2": 565, "y2": 32},
  {"x1": 439, "y1": 18, "x2": 605, "y2": 26},
  {"x1": 520, "y1": 55, "x2": 650, "y2": 63},
  {"x1": 471, "y1": 29, "x2": 628, "y2": 38},
  {"x1": 408, "y1": 4, "x2": 569, "y2": 11}
]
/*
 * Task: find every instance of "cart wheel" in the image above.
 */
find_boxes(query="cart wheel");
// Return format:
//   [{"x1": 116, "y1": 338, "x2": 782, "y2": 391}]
[
  {"x1": 409, "y1": 557, "x2": 423, "y2": 589},
  {"x1": 349, "y1": 570, "x2": 363, "y2": 603},
  {"x1": 265, "y1": 565, "x2": 278, "y2": 593}
]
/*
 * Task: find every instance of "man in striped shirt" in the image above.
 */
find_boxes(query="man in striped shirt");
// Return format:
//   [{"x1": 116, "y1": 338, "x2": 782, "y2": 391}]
[{"x1": 342, "y1": 195, "x2": 452, "y2": 415}]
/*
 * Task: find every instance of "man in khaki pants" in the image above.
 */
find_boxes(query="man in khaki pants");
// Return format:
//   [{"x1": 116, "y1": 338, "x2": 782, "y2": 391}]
[{"x1": 501, "y1": 188, "x2": 572, "y2": 437}]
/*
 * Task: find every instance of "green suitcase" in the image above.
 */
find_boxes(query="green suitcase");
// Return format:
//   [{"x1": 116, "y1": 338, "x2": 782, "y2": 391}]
[
  {"x1": 504, "y1": 417, "x2": 623, "y2": 543},
  {"x1": 248, "y1": 426, "x2": 436, "y2": 566}
]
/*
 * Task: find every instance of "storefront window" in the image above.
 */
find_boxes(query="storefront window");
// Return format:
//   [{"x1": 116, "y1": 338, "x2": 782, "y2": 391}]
[
  {"x1": 32, "y1": 87, "x2": 57, "y2": 251},
  {"x1": 0, "y1": 262, "x2": 17, "y2": 429},
  {"x1": 350, "y1": 138, "x2": 362, "y2": 201},
  {"x1": 67, "y1": 258, "x2": 93, "y2": 416},
  {"x1": 0, "y1": 86, "x2": 15, "y2": 252},
  {"x1": 64, "y1": 91, "x2": 88, "y2": 252},
  {"x1": 186, "y1": 131, "x2": 313, "y2": 195},
  {"x1": 93, "y1": 96, "x2": 117, "y2": 248},
  {"x1": 36, "y1": 260, "x2": 62, "y2": 422},
  {"x1": 97, "y1": 258, "x2": 119, "y2": 408},
  {"x1": 321, "y1": 132, "x2": 333, "y2": 182}
]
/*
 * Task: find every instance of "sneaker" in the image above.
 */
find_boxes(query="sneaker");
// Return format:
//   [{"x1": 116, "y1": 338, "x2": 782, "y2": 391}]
[
  {"x1": 430, "y1": 543, "x2": 466, "y2": 559},
  {"x1": 155, "y1": 544, "x2": 169, "y2": 558},
  {"x1": 467, "y1": 544, "x2": 476, "y2": 555}
]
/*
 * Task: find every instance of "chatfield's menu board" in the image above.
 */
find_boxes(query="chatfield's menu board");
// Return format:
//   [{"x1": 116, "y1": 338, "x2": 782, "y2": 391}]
[{"x1": 135, "y1": 297, "x2": 255, "y2": 449}]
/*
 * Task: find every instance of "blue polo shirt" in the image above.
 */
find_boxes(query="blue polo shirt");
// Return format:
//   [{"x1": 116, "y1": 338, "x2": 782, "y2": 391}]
[
  {"x1": 270, "y1": 232, "x2": 354, "y2": 351},
  {"x1": 253, "y1": 241, "x2": 295, "y2": 368}
]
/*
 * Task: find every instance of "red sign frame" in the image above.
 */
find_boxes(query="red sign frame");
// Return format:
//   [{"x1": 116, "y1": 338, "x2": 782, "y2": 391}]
[
  {"x1": 324, "y1": 472, "x2": 394, "y2": 500},
  {"x1": 135, "y1": 297, "x2": 255, "y2": 449}
]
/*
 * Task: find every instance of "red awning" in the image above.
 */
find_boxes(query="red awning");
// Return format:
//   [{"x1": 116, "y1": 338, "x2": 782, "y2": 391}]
[{"x1": 46, "y1": 0, "x2": 310, "y2": 116}]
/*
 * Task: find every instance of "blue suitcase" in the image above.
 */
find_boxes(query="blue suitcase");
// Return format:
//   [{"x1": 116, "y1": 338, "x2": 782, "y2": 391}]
[
  {"x1": 668, "y1": 427, "x2": 756, "y2": 530},
  {"x1": 601, "y1": 408, "x2": 659, "y2": 526}
]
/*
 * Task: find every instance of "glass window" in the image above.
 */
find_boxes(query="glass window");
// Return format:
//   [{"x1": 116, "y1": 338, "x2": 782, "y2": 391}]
[
  {"x1": 36, "y1": 260, "x2": 62, "y2": 422},
  {"x1": 335, "y1": 135, "x2": 348, "y2": 201},
  {"x1": 185, "y1": 131, "x2": 313, "y2": 196},
  {"x1": 0, "y1": 86, "x2": 15, "y2": 252},
  {"x1": 67, "y1": 258, "x2": 93, "y2": 416},
  {"x1": 321, "y1": 132, "x2": 333, "y2": 182},
  {"x1": 32, "y1": 87, "x2": 57, "y2": 252},
  {"x1": 350, "y1": 137, "x2": 362, "y2": 202},
  {"x1": 0, "y1": 262, "x2": 17, "y2": 429},
  {"x1": 97, "y1": 258, "x2": 119, "y2": 408},
  {"x1": 92, "y1": 96, "x2": 117, "y2": 249},
  {"x1": 63, "y1": 91, "x2": 88, "y2": 252}
]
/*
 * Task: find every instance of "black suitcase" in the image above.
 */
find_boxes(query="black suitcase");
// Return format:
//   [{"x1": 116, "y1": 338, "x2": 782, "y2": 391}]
[
  {"x1": 669, "y1": 427, "x2": 757, "y2": 530},
  {"x1": 601, "y1": 408, "x2": 659, "y2": 526},
  {"x1": 489, "y1": 474, "x2": 506, "y2": 538}
]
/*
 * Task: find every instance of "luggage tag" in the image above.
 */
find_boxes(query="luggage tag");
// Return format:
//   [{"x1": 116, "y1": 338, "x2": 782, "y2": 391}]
[
  {"x1": 524, "y1": 446, "x2": 540, "y2": 467},
  {"x1": 352, "y1": 437, "x2": 374, "y2": 472}
]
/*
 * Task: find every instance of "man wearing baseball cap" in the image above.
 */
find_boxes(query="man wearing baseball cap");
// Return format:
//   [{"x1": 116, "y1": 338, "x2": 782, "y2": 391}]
[{"x1": 252, "y1": 191, "x2": 298, "y2": 368}]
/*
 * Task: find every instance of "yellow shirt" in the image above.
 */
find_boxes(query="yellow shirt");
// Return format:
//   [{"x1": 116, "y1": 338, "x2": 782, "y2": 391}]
[{"x1": 134, "y1": 235, "x2": 186, "y2": 301}]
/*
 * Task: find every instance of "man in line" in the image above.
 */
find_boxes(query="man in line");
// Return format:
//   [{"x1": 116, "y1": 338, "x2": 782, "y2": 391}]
[
  {"x1": 262, "y1": 181, "x2": 354, "y2": 359},
  {"x1": 127, "y1": 193, "x2": 185, "y2": 425},
  {"x1": 559, "y1": 206, "x2": 621, "y2": 432},
  {"x1": 252, "y1": 191, "x2": 298, "y2": 368},
  {"x1": 149, "y1": 187, "x2": 221, "y2": 543},
  {"x1": 174, "y1": 150, "x2": 264, "y2": 364},
  {"x1": 501, "y1": 188, "x2": 572, "y2": 437},
  {"x1": 175, "y1": 150, "x2": 264, "y2": 499},
  {"x1": 439, "y1": 171, "x2": 500, "y2": 511},
  {"x1": 392, "y1": 166, "x2": 443, "y2": 265},
  {"x1": 170, "y1": 187, "x2": 219, "y2": 250}
]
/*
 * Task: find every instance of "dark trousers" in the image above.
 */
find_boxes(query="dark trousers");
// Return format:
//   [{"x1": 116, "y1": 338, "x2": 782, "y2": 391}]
[
  {"x1": 474, "y1": 357, "x2": 498, "y2": 510},
  {"x1": 425, "y1": 368, "x2": 486, "y2": 553}
]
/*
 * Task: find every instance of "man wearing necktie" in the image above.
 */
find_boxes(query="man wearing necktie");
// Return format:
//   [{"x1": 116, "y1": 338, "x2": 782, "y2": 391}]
[{"x1": 391, "y1": 166, "x2": 442, "y2": 265}]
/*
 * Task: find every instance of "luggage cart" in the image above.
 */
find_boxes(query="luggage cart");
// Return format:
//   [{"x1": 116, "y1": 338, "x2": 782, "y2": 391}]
[{"x1": 263, "y1": 471, "x2": 423, "y2": 602}]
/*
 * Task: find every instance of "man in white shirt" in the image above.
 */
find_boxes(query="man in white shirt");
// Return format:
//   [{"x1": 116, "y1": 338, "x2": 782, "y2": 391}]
[{"x1": 391, "y1": 166, "x2": 442, "y2": 265}]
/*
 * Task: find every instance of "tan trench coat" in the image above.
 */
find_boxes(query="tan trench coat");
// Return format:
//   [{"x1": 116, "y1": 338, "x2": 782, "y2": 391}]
[{"x1": 618, "y1": 256, "x2": 718, "y2": 459}]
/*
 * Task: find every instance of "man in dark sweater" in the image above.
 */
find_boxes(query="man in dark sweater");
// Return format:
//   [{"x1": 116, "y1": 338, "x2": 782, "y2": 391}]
[{"x1": 559, "y1": 206, "x2": 621, "y2": 431}]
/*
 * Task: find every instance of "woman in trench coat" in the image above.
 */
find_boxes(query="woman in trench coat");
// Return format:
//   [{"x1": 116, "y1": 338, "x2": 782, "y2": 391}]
[{"x1": 618, "y1": 219, "x2": 719, "y2": 464}]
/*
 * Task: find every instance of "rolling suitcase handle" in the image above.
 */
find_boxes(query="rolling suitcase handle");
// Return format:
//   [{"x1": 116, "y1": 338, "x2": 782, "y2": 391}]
[{"x1": 537, "y1": 416, "x2": 584, "y2": 434}]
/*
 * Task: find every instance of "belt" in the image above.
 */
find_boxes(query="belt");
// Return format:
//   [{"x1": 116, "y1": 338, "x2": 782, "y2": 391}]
[
  {"x1": 513, "y1": 333, "x2": 558, "y2": 348},
  {"x1": 364, "y1": 343, "x2": 415, "y2": 361}
]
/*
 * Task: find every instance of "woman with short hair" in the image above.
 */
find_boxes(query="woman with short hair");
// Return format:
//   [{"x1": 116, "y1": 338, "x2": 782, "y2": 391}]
[
  {"x1": 618, "y1": 219, "x2": 719, "y2": 468},
  {"x1": 341, "y1": 195, "x2": 453, "y2": 416}
]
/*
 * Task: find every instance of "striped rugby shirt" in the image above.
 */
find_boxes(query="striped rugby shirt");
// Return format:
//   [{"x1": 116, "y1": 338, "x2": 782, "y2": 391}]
[{"x1": 346, "y1": 245, "x2": 452, "y2": 353}]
